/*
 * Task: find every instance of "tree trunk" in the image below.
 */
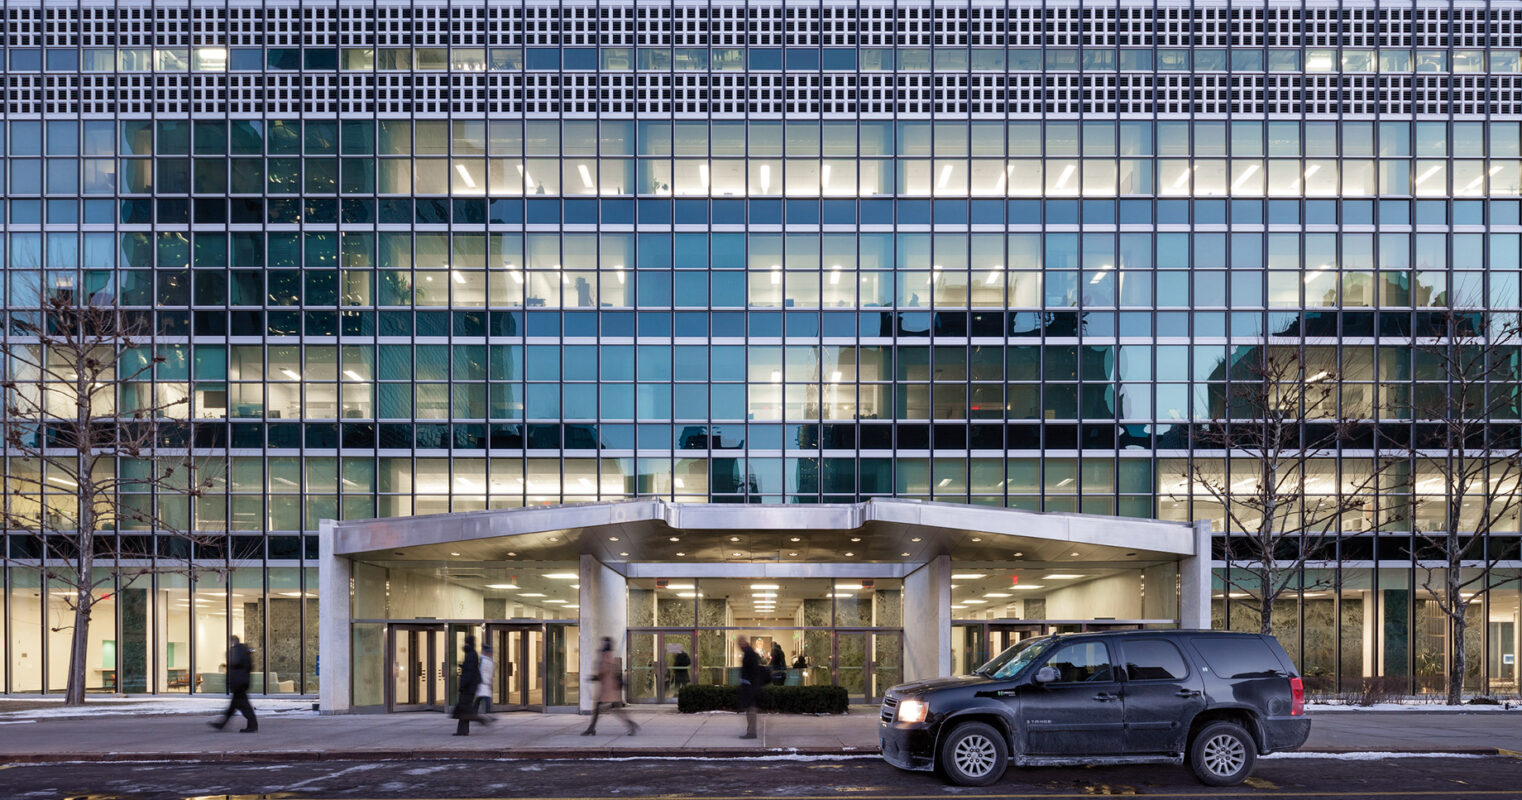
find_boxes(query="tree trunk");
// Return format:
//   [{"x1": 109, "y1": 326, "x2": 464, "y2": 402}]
[
  {"x1": 1449, "y1": 613, "x2": 1467, "y2": 706},
  {"x1": 1258, "y1": 574, "x2": 1275, "y2": 637},
  {"x1": 65, "y1": 588, "x2": 91, "y2": 706}
]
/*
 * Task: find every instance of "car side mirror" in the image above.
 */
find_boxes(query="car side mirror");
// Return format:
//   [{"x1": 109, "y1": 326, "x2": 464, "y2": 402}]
[{"x1": 1033, "y1": 666, "x2": 1059, "y2": 685}]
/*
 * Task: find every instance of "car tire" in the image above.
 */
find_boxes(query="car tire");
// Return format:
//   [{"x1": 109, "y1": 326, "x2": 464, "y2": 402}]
[
  {"x1": 1189, "y1": 721, "x2": 1257, "y2": 787},
  {"x1": 937, "y1": 722, "x2": 1008, "y2": 786}
]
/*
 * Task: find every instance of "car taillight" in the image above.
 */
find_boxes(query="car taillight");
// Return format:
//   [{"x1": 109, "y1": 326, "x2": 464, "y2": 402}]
[{"x1": 1289, "y1": 676, "x2": 1305, "y2": 716}]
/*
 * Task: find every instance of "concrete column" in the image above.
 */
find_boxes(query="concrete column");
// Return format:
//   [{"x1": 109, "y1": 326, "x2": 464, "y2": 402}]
[
  {"x1": 903, "y1": 555, "x2": 952, "y2": 682},
  {"x1": 1178, "y1": 519, "x2": 1213, "y2": 630},
  {"x1": 578, "y1": 554, "x2": 627, "y2": 713},
  {"x1": 317, "y1": 519, "x2": 351, "y2": 714}
]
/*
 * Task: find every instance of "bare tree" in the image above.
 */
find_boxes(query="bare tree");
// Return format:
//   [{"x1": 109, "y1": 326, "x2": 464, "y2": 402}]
[
  {"x1": 1, "y1": 292, "x2": 220, "y2": 705},
  {"x1": 1405, "y1": 310, "x2": 1522, "y2": 705},
  {"x1": 1184, "y1": 344, "x2": 1390, "y2": 637}
]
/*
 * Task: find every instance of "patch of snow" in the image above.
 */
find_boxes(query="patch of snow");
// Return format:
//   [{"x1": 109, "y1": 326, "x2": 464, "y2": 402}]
[
  {"x1": 0, "y1": 697, "x2": 314, "y2": 720},
  {"x1": 1308, "y1": 702, "x2": 1518, "y2": 712},
  {"x1": 1263, "y1": 752, "x2": 1493, "y2": 761}
]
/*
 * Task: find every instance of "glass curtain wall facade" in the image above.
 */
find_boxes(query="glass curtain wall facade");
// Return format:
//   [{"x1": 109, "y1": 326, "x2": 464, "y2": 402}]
[{"x1": 3, "y1": 0, "x2": 1522, "y2": 695}]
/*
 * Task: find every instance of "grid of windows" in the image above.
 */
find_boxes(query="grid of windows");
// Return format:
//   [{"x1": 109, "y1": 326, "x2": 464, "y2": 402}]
[{"x1": 4, "y1": 0, "x2": 1522, "y2": 697}]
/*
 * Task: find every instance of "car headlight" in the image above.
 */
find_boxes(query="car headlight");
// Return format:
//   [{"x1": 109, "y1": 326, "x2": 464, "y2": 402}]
[{"x1": 897, "y1": 698, "x2": 928, "y2": 724}]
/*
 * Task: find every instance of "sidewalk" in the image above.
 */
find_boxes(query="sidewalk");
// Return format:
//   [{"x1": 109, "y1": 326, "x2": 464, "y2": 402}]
[{"x1": 1, "y1": 700, "x2": 1520, "y2": 763}]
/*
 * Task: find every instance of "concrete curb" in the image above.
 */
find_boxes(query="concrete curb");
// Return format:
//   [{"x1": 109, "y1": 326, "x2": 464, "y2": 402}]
[{"x1": 0, "y1": 747, "x2": 1509, "y2": 765}]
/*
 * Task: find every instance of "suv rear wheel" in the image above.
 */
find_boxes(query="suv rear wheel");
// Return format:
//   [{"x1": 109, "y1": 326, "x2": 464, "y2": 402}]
[
  {"x1": 1189, "y1": 721, "x2": 1257, "y2": 786},
  {"x1": 938, "y1": 722, "x2": 1008, "y2": 786}
]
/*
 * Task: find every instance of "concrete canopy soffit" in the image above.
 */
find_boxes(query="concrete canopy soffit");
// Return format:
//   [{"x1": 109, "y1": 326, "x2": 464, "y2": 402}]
[{"x1": 330, "y1": 498, "x2": 1197, "y2": 569}]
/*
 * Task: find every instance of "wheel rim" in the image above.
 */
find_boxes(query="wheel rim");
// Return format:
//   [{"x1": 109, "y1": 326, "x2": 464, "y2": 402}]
[
  {"x1": 953, "y1": 733, "x2": 999, "y2": 778},
  {"x1": 1201, "y1": 733, "x2": 1247, "y2": 777}
]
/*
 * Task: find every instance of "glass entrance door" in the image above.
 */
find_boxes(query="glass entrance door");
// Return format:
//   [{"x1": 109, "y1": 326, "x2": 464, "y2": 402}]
[
  {"x1": 627, "y1": 631, "x2": 695, "y2": 703},
  {"x1": 487, "y1": 624, "x2": 545, "y2": 711},
  {"x1": 387, "y1": 624, "x2": 445, "y2": 712}
]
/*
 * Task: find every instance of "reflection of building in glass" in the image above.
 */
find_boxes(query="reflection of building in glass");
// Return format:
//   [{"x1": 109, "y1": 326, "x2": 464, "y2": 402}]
[{"x1": 3, "y1": 0, "x2": 1522, "y2": 701}]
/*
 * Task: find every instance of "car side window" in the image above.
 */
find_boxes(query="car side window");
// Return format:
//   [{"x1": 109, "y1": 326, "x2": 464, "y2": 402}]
[
  {"x1": 1122, "y1": 640, "x2": 1189, "y2": 681},
  {"x1": 1042, "y1": 641, "x2": 1113, "y2": 683}
]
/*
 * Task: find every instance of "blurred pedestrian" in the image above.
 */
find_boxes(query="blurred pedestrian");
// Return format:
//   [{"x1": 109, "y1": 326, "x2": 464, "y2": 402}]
[
  {"x1": 737, "y1": 635, "x2": 763, "y2": 739},
  {"x1": 770, "y1": 642, "x2": 787, "y2": 685},
  {"x1": 671, "y1": 647, "x2": 692, "y2": 689},
  {"x1": 209, "y1": 635, "x2": 257, "y2": 733},
  {"x1": 453, "y1": 635, "x2": 489, "y2": 736},
  {"x1": 475, "y1": 643, "x2": 495, "y2": 716},
  {"x1": 583, "y1": 637, "x2": 638, "y2": 736}
]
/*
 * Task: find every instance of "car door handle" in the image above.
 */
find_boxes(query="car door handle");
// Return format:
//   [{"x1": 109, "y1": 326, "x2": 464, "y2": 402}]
[
  {"x1": 1176, "y1": 689, "x2": 1201, "y2": 698},
  {"x1": 1093, "y1": 692, "x2": 1119, "y2": 702}
]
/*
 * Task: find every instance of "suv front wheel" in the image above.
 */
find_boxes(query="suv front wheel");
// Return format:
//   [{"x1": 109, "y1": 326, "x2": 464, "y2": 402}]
[
  {"x1": 938, "y1": 722, "x2": 1008, "y2": 786},
  {"x1": 1189, "y1": 721, "x2": 1257, "y2": 786}
]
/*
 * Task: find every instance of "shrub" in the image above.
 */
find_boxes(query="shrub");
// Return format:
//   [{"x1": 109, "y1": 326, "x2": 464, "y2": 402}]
[{"x1": 676, "y1": 684, "x2": 850, "y2": 714}]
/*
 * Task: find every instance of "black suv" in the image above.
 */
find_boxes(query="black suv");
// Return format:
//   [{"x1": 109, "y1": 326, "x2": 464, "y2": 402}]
[{"x1": 879, "y1": 630, "x2": 1309, "y2": 787}]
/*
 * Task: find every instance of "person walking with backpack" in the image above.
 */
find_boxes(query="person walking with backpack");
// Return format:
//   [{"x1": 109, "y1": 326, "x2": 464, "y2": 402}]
[
  {"x1": 209, "y1": 635, "x2": 257, "y2": 733},
  {"x1": 582, "y1": 637, "x2": 638, "y2": 736}
]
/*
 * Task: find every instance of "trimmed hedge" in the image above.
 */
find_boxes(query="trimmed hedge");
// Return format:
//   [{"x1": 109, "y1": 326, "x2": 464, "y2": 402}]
[{"x1": 676, "y1": 684, "x2": 851, "y2": 714}]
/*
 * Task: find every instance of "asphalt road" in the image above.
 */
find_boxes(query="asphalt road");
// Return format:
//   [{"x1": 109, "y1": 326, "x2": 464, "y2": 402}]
[{"x1": 7, "y1": 755, "x2": 1522, "y2": 800}]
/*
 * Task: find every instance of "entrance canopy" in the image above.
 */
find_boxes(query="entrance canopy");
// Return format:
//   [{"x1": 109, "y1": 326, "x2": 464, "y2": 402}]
[
  {"x1": 330, "y1": 497, "x2": 1201, "y2": 568},
  {"x1": 318, "y1": 499, "x2": 1210, "y2": 714}
]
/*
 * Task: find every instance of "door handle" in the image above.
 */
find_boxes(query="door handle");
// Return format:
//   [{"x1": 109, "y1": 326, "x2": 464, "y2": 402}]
[
  {"x1": 1093, "y1": 692, "x2": 1119, "y2": 702},
  {"x1": 1176, "y1": 689, "x2": 1202, "y2": 698}
]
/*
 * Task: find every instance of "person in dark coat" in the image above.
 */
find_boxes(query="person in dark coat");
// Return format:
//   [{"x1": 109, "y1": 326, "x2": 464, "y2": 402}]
[
  {"x1": 670, "y1": 647, "x2": 692, "y2": 689},
  {"x1": 736, "y1": 636, "x2": 763, "y2": 739},
  {"x1": 453, "y1": 635, "x2": 489, "y2": 736},
  {"x1": 770, "y1": 642, "x2": 787, "y2": 685},
  {"x1": 210, "y1": 635, "x2": 257, "y2": 732}
]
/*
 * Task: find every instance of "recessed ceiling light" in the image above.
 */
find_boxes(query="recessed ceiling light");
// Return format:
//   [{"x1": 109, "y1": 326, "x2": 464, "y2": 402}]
[
  {"x1": 750, "y1": 584, "x2": 780, "y2": 590},
  {"x1": 544, "y1": 573, "x2": 578, "y2": 580},
  {"x1": 520, "y1": 592, "x2": 546, "y2": 598},
  {"x1": 486, "y1": 583, "x2": 519, "y2": 590},
  {"x1": 669, "y1": 537, "x2": 680, "y2": 542},
  {"x1": 619, "y1": 552, "x2": 629, "y2": 557},
  {"x1": 900, "y1": 552, "x2": 911, "y2": 556},
  {"x1": 1013, "y1": 585, "x2": 1046, "y2": 591},
  {"x1": 1012, "y1": 552, "x2": 1024, "y2": 557},
  {"x1": 730, "y1": 537, "x2": 741, "y2": 542},
  {"x1": 547, "y1": 537, "x2": 559, "y2": 542},
  {"x1": 829, "y1": 592, "x2": 856, "y2": 598},
  {"x1": 543, "y1": 599, "x2": 567, "y2": 605},
  {"x1": 844, "y1": 551, "x2": 854, "y2": 557},
  {"x1": 788, "y1": 552, "x2": 798, "y2": 557},
  {"x1": 676, "y1": 552, "x2": 686, "y2": 556},
  {"x1": 752, "y1": 592, "x2": 778, "y2": 598},
  {"x1": 565, "y1": 604, "x2": 579, "y2": 609},
  {"x1": 450, "y1": 552, "x2": 461, "y2": 556},
  {"x1": 1043, "y1": 574, "x2": 1083, "y2": 580},
  {"x1": 1070, "y1": 552, "x2": 1081, "y2": 557},
  {"x1": 732, "y1": 552, "x2": 743, "y2": 557},
  {"x1": 835, "y1": 583, "x2": 863, "y2": 591},
  {"x1": 910, "y1": 537, "x2": 921, "y2": 542},
  {"x1": 984, "y1": 592, "x2": 1011, "y2": 598},
  {"x1": 951, "y1": 573, "x2": 987, "y2": 580},
  {"x1": 790, "y1": 537, "x2": 801, "y2": 542},
  {"x1": 970, "y1": 537, "x2": 982, "y2": 542},
  {"x1": 507, "y1": 552, "x2": 517, "y2": 557},
  {"x1": 666, "y1": 583, "x2": 695, "y2": 590},
  {"x1": 962, "y1": 599, "x2": 987, "y2": 604},
  {"x1": 850, "y1": 537, "x2": 861, "y2": 542},
  {"x1": 609, "y1": 537, "x2": 619, "y2": 542}
]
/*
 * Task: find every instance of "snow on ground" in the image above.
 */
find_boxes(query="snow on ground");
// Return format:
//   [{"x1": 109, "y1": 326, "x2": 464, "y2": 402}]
[
  {"x1": 1308, "y1": 702, "x2": 1519, "y2": 712},
  {"x1": 0, "y1": 695, "x2": 315, "y2": 719},
  {"x1": 1263, "y1": 752, "x2": 1494, "y2": 760}
]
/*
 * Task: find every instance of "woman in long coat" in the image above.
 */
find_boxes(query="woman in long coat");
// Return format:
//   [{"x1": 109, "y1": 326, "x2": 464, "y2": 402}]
[
  {"x1": 582, "y1": 637, "x2": 639, "y2": 736},
  {"x1": 453, "y1": 635, "x2": 489, "y2": 736}
]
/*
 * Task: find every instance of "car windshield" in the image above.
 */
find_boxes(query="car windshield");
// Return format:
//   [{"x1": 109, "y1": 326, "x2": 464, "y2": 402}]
[{"x1": 975, "y1": 636, "x2": 1055, "y2": 679}]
